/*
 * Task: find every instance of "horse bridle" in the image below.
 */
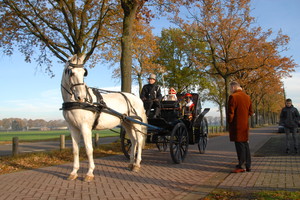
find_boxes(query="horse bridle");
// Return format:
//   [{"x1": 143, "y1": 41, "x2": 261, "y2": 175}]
[{"x1": 62, "y1": 62, "x2": 92, "y2": 103}]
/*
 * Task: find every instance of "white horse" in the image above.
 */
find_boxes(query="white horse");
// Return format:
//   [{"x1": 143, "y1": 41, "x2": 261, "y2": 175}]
[{"x1": 61, "y1": 54, "x2": 147, "y2": 182}]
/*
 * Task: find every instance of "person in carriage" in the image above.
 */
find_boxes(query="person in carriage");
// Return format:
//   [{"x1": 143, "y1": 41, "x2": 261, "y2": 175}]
[
  {"x1": 182, "y1": 93, "x2": 195, "y2": 120},
  {"x1": 163, "y1": 87, "x2": 177, "y2": 101},
  {"x1": 140, "y1": 74, "x2": 162, "y2": 118}
]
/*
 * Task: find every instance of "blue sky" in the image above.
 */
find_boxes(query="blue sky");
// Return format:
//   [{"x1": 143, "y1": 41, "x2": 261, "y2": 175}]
[{"x1": 0, "y1": 0, "x2": 300, "y2": 120}]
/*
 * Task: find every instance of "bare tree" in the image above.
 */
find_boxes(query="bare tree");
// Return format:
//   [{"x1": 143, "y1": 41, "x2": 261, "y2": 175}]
[{"x1": 0, "y1": 0, "x2": 119, "y2": 76}]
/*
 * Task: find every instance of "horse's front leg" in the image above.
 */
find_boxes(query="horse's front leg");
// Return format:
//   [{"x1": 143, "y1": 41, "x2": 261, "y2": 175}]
[
  {"x1": 68, "y1": 129, "x2": 81, "y2": 181},
  {"x1": 128, "y1": 137, "x2": 137, "y2": 171},
  {"x1": 132, "y1": 127, "x2": 144, "y2": 172},
  {"x1": 81, "y1": 127, "x2": 95, "y2": 182}
]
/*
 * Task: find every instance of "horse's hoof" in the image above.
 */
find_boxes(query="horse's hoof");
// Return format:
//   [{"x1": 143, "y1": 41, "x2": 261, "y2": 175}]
[
  {"x1": 132, "y1": 165, "x2": 140, "y2": 172},
  {"x1": 67, "y1": 174, "x2": 78, "y2": 181},
  {"x1": 128, "y1": 164, "x2": 134, "y2": 170},
  {"x1": 84, "y1": 175, "x2": 94, "y2": 182}
]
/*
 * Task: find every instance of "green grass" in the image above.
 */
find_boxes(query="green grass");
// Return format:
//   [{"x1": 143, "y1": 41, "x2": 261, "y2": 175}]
[
  {"x1": 204, "y1": 189, "x2": 300, "y2": 200},
  {"x1": 0, "y1": 128, "x2": 120, "y2": 142}
]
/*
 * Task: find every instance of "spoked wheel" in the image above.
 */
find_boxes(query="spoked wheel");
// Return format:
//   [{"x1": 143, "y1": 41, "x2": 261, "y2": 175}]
[
  {"x1": 120, "y1": 127, "x2": 131, "y2": 159},
  {"x1": 156, "y1": 136, "x2": 168, "y2": 152},
  {"x1": 170, "y1": 122, "x2": 189, "y2": 164},
  {"x1": 198, "y1": 117, "x2": 208, "y2": 154}
]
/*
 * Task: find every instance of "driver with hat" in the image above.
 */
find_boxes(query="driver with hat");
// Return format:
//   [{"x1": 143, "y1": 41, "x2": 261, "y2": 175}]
[{"x1": 140, "y1": 74, "x2": 162, "y2": 118}]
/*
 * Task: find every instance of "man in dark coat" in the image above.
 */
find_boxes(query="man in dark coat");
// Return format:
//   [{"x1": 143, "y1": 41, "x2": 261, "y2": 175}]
[
  {"x1": 140, "y1": 74, "x2": 162, "y2": 118},
  {"x1": 279, "y1": 98, "x2": 300, "y2": 154},
  {"x1": 227, "y1": 81, "x2": 253, "y2": 173}
]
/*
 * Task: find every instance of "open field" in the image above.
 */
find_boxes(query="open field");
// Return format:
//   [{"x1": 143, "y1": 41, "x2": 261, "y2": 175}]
[
  {"x1": 0, "y1": 126, "x2": 226, "y2": 142},
  {"x1": 0, "y1": 128, "x2": 120, "y2": 142}
]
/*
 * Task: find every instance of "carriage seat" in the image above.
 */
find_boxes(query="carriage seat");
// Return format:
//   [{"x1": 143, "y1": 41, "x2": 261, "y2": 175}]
[
  {"x1": 161, "y1": 101, "x2": 180, "y2": 110},
  {"x1": 160, "y1": 100, "x2": 180, "y2": 122}
]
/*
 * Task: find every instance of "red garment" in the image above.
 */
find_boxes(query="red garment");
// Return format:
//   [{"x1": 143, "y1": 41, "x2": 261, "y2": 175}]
[
  {"x1": 184, "y1": 101, "x2": 194, "y2": 120},
  {"x1": 185, "y1": 101, "x2": 194, "y2": 111},
  {"x1": 227, "y1": 89, "x2": 253, "y2": 142}
]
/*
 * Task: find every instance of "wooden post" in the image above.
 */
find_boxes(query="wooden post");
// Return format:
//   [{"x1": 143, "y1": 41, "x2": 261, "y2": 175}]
[
  {"x1": 12, "y1": 137, "x2": 19, "y2": 156},
  {"x1": 94, "y1": 133, "x2": 99, "y2": 147},
  {"x1": 60, "y1": 135, "x2": 65, "y2": 150}
]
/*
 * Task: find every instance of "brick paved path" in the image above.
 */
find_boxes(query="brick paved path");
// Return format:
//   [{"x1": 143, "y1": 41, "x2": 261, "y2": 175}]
[
  {"x1": 218, "y1": 155, "x2": 300, "y2": 191},
  {"x1": 218, "y1": 133, "x2": 300, "y2": 192},
  {"x1": 0, "y1": 146, "x2": 235, "y2": 200},
  {"x1": 0, "y1": 126, "x2": 298, "y2": 200}
]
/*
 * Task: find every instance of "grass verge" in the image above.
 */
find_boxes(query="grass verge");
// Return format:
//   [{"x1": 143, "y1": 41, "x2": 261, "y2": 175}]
[
  {"x1": 0, "y1": 131, "x2": 227, "y2": 175},
  {"x1": 202, "y1": 189, "x2": 300, "y2": 200},
  {"x1": 0, "y1": 140, "x2": 155, "y2": 175}
]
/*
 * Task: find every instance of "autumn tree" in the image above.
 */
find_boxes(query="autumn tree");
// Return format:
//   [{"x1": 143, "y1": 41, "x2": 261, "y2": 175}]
[
  {"x1": 233, "y1": 65, "x2": 286, "y2": 126},
  {"x1": 11, "y1": 119, "x2": 26, "y2": 131},
  {"x1": 1, "y1": 118, "x2": 13, "y2": 130},
  {"x1": 131, "y1": 21, "x2": 161, "y2": 93},
  {"x1": 120, "y1": 0, "x2": 142, "y2": 92},
  {"x1": 1, "y1": 0, "x2": 192, "y2": 93},
  {"x1": 156, "y1": 28, "x2": 208, "y2": 93},
  {"x1": 176, "y1": 0, "x2": 296, "y2": 128},
  {"x1": 102, "y1": 19, "x2": 161, "y2": 93},
  {"x1": 0, "y1": 0, "x2": 119, "y2": 77},
  {"x1": 231, "y1": 35, "x2": 295, "y2": 126},
  {"x1": 119, "y1": 0, "x2": 195, "y2": 92}
]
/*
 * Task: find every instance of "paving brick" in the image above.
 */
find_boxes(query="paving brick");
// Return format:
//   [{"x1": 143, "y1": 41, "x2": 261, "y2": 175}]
[{"x1": 1, "y1": 126, "x2": 298, "y2": 199}]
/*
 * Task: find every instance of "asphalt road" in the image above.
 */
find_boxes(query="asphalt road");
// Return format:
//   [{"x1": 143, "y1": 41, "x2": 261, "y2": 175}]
[{"x1": 0, "y1": 136, "x2": 119, "y2": 156}]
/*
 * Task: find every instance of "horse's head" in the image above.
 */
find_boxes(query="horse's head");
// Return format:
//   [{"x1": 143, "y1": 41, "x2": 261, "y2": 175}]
[{"x1": 62, "y1": 54, "x2": 89, "y2": 102}]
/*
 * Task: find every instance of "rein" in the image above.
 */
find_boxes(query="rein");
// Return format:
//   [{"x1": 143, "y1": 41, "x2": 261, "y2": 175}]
[{"x1": 61, "y1": 83, "x2": 73, "y2": 96}]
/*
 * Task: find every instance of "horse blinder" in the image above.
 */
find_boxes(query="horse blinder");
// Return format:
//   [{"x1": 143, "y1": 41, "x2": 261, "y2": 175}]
[{"x1": 65, "y1": 68, "x2": 74, "y2": 77}]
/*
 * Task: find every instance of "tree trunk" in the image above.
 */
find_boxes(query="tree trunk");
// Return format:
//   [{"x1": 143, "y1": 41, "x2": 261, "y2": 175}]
[
  {"x1": 219, "y1": 104, "x2": 224, "y2": 127},
  {"x1": 120, "y1": 0, "x2": 138, "y2": 92},
  {"x1": 224, "y1": 77, "x2": 229, "y2": 131},
  {"x1": 138, "y1": 73, "x2": 143, "y2": 95},
  {"x1": 255, "y1": 99, "x2": 259, "y2": 126}
]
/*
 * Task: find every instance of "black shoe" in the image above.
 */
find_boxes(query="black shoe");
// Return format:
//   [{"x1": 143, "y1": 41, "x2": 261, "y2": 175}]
[
  {"x1": 286, "y1": 149, "x2": 290, "y2": 154},
  {"x1": 295, "y1": 148, "x2": 298, "y2": 154},
  {"x1": 246, "y1": 168, "x2": 251, "y2": 172}
]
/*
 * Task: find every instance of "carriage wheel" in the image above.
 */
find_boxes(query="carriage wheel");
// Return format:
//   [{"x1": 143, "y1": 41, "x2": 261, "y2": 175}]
[
  {"x1": 170, "y1": 122, "x2": 189, "y2": 164},
  {"x1": 156, "y1": 136, "x2": 168, "y2": 152},
  {"x1": 120, "y1": 127, "x2": 131, "y2": 159},
  {"x1": 198, "y1": 117, "x2": 208, "y2": 154}
]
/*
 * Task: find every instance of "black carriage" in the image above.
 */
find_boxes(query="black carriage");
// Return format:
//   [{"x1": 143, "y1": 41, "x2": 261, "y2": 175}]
[{"x1": 120, "y1": 93, "x2": 210, "y2": 164}]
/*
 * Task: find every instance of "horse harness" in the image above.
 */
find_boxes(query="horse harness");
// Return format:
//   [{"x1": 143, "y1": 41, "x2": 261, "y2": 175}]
[
  {"x1": 61, "y1": 62, "x2": 143, "y2": 129},
  {"x1": 61, "y1": 88, "x2": 106, "y2": 129},
  {"x1": 61, "y1": 62, "x2": 92, "y2": 103},
  {"x1": 61, "y1": 89, "x2": 143, "y2": 130}
]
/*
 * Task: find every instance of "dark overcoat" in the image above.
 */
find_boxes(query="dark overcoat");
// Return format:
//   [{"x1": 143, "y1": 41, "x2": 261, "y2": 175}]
[
  {"x1": 279, "y1": 105, "x2": 300, "y2": 128},
  {"x1": 227, "y1": 89, "x2": 253, "y2": 142}
]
